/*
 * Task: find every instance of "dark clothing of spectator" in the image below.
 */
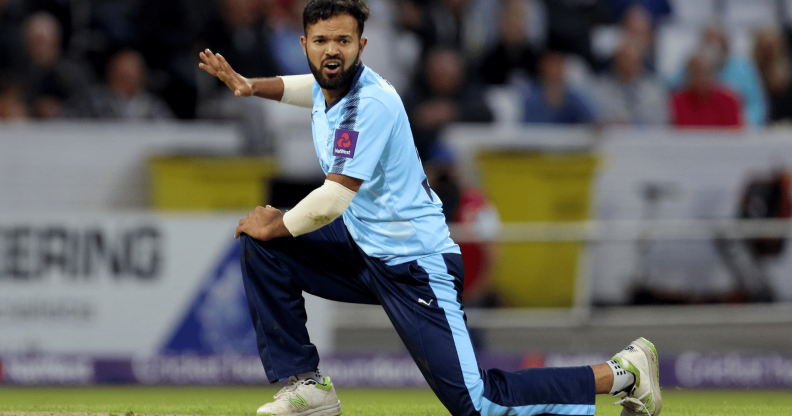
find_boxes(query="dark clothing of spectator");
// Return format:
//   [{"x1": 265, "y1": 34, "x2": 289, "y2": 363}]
[
  {"x1": 768, "y1": 84, "x2": 792, "y2": 122},
  {"x1": 787, "y1": 25, "x2": 792, "y2": 62},
  {"x1": 542, "y1": 0, "x2": 611, "y2": 71},
  {"x1": 402, "y1": 0, "x2": 463, "y2": 56},
  {"x1": 523, "y1": 83, "x2": 595, "y2": 124},
  {"x1": 404, "y1": 80, "x2": 494, "y2": 161},
  {"x1": 605, "y1": 0, "x2": 672, "y2": 24},
  {"x1": 398, "y1": 0, "x2": 498, "y2": 60},
  {"x1": 478, "y1": 42, "x2": 539, "y2": 85},
  {"x1": 0, "y1": 2, "x2": 25, "y2": 76},
  {"x1": 671, "y1": 87, "x2": 742, "y2": 128},
  {"x1": 67, "y1": 85, "x2": 174, "y2": 120},
  {"x1": 135, "y1": 0, "x2": 201, "y2": 118},
  {"x1": 25, "y1": 58, "x2": 92, "y2": 108},
  {"x1": 198, "y1": 16, "x2": 281, "y2": 80}
]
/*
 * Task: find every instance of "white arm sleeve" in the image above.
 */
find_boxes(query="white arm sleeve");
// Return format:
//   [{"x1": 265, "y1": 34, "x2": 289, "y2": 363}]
[
  {"x1": 282, "y1": 180, "x2": 357, "y2": 236},
  {"x1": 279, "y1": 74, "x2": 315, "y2": 108}
]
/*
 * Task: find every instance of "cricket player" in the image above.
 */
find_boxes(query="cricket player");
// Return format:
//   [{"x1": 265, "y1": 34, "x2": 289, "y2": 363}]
[{"x1": 198, "y1": 1, "x2": 661, "y2": 415}]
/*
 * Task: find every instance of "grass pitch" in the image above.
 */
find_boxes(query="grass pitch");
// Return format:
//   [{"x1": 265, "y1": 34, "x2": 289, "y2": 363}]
[{"x1": 1, "y1": 386, "x2": 791, "y2": 416}]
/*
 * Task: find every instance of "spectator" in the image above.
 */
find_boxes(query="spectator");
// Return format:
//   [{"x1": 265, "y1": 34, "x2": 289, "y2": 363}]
[
  {"x1": 0, "y1": 81, "x2": 28, "y2": 121},
  {"x1": 21, "y1": 0, "x2": 73, "y2": 47},
  {"x1": 394, "y1": 0, "x2": 427, "y2": 41},
  {"x1": 605, "y1": 0, "x2": 671, "y2": 25},
  {"x1": 195, "y1": 0, "x2": 279, "y2": 154},
  {"x1": 619, "y1": 4, "x2": 657, "y2": 73},
  {"x1": 753, "y1": 25, "x2": 792, "y2": 123},
  {"x1": 671, "y1": 25, "x2": 766, "y2": 125},
  {"x1": 270, "y1": 0, "x2": 311, "y2": 75},
  {"x1": 395, "y1": 0, "x2": 500, "y2": 60},
  {"x1": 477, "y1": 0, "x2": 539, "y2": 85},
  {"x1": 591, "y1": 40, "x2": 667, "y2": 125},
  {"x1": 135, "y1": 0, "x2": 201, "y2": 119},
  {"x1": 454, "y1": 187, "x2": 502, "y2": 308},
  {"x1": 0, "y1": 0, "x2": 25, "y2": 76},
  {"x1": 22, "y1": 12, "x2": 92, "y2": 118},
  {"x1": 197, "y1": 0, "x2": 280, "y2": 79},
  {"x1": 671, "y1": 53, "x2": 742, "y2": 128},
  {"x1": 425, "y1": 168, "x2": 502, "y2": 309},
  {"x1": 542, "y1": 0, "x2": 611, "y2": 71},
  {"x1": 404, "y1": 47, "x2": 493, "y2": 161},
  {"x1": 418, "y1": 0, "x2": 471, "y2": 53},
  {"x1": 523, "y1": 50, "x2": 595, "y2": 124},
  {"x1": 67, "y1": 49, "x2": 174, "y2": 120}
]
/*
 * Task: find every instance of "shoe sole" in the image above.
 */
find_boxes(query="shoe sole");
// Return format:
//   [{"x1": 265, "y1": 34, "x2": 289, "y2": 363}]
[
  {"x1": 635, "y1": 337, "x2": 662, "y2": 416},
  {"x1": 257, "y1": 401, "x2": 341, "y2": 416}
]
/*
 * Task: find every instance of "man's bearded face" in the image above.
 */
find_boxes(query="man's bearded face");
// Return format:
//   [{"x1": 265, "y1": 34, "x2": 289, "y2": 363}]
[
  {"x1": 303, "y1": 14, "x2": 364, "y2": 93},
  {"x1": 308, "y1": 48, "x2": 360, "y2": 91}
]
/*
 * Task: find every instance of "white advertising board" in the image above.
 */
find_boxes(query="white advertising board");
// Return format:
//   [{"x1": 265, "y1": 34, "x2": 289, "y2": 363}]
[{"x1": 0, "y1": 214, "x2": 334, "y2": 357}]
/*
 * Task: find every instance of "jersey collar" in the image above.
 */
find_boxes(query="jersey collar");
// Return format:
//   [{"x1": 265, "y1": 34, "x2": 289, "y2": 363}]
[{"x1": 325, "y1": 63, "x2": 366, "y2": 113}]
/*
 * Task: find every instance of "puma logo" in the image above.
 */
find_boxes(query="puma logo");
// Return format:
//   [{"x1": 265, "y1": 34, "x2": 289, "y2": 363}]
[{"x1": 418, "y1": 298, "x2": 434, "y2": 307}]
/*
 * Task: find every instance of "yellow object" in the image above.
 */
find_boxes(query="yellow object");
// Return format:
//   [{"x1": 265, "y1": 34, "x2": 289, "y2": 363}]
[
  {"x1": 477, "y1": 151, "x2": 598, "y2": 307},
  {"x1": 149, "y1": 156, "x2": 279, "y2": 210}
]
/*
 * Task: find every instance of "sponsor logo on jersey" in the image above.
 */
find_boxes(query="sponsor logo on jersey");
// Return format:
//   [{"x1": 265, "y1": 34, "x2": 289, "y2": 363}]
[{"x1": 333, "y1": 129, "x2": 359, "y2": 158}]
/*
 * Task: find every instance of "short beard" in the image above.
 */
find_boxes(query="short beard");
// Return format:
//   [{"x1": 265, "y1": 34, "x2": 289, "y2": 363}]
[{"x1": 308, "y1": 52, "x2": 360, "y2": 92}]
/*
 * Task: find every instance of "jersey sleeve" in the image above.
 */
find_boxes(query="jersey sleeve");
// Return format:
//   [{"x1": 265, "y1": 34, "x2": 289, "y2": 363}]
[{"x1": 329, "y1": 97, "x2": 394, "y2": 182}]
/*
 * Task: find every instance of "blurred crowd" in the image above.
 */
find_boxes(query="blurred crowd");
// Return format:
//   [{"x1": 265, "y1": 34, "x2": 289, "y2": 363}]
[
  {"x1": 1, "y1": 0, "x2": 792, "y2": 156},
  {"x1": 1, "y1": 0, "x2": 789, "y2": 307}
]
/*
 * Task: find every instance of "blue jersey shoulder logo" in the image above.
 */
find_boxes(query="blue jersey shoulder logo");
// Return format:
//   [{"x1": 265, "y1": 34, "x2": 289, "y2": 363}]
[{"x1": 334, "y1": 129, "x2": 359, "y2": 158}]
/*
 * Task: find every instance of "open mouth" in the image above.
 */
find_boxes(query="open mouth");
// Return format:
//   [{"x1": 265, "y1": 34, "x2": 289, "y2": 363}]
[{"x1": 323, "y1": 60, "x2": 342, "y2": 75}]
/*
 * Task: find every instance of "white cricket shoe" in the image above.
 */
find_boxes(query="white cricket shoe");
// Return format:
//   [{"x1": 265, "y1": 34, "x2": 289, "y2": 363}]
[
  {"x1": 612, "y1": 337, "x2": 662, "y2": 416},
  {"x1": 256, "y1": 376, "x2": 341, "y2": 416}
]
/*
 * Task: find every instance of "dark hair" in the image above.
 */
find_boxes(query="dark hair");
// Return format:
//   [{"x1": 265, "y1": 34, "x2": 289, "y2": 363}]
[{"x1": 303, "y1": 0, "x2": 370, "y2": 38}]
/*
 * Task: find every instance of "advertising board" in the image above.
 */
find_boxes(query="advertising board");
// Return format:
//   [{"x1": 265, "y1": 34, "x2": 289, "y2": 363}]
[{"x1": 0, "y1": 214, "x2": 335, "y2": 360}]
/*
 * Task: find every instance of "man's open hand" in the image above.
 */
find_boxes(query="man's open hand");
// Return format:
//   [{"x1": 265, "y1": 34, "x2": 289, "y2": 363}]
[
  {"x1": 235, "y1": 205, "x2": 292, "y2": 241},
  {"x1": 199, "y1": 48, "x2": 254, "y2": 97}
]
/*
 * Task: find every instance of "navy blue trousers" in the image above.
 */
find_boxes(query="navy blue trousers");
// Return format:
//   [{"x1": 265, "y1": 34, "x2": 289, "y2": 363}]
[{"x1": 239, "y1": 219, "x2": 595, "y2": 416}]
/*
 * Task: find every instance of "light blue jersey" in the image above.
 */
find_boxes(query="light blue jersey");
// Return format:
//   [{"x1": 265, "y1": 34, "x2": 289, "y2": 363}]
[{"x1": 310, "y1": 64, "x2": 459, "y2": 265}]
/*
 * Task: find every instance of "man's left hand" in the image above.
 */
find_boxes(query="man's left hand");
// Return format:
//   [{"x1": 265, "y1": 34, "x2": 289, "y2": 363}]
[{"x1": 235, "y1": 206, "x2": 292, "y2": 241}]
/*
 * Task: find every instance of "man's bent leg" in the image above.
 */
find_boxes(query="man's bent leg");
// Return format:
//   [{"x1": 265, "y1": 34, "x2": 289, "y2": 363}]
[
  {"x1": 239, "y1": 219, "x2": 377, "y2": 382},
  {"x1": 367, "y1": 253, "x2": 595, "y2": 416}
]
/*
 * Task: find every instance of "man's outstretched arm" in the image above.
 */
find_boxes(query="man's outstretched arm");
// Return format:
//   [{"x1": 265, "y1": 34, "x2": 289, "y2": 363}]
[
  {"x1": 198, "y1": 48, "x2": 314, "y2": 107},
  {"x1": 234, "y1": 174, "x2": 363, "y2": 241}
]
